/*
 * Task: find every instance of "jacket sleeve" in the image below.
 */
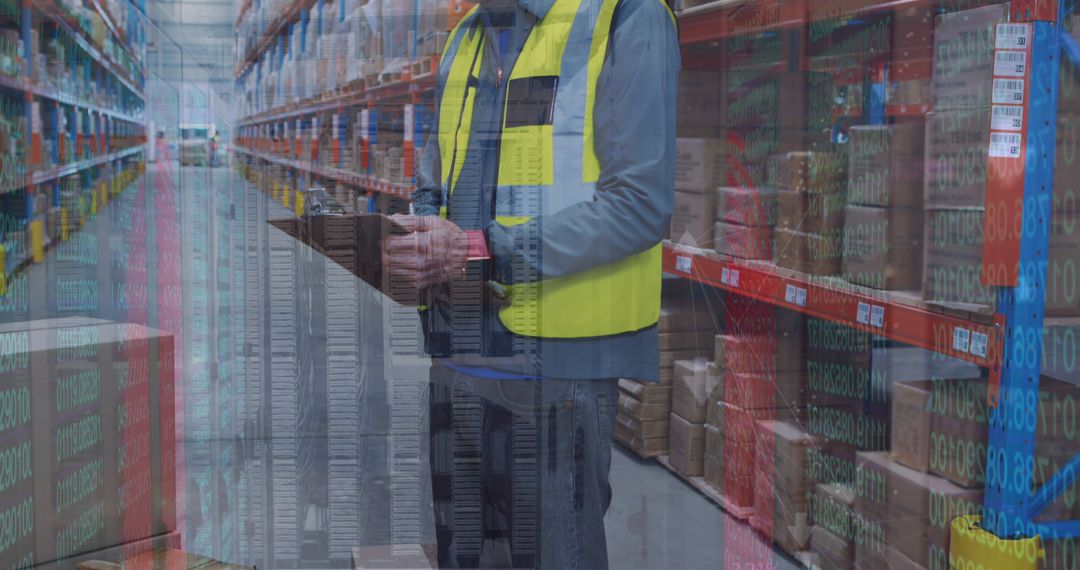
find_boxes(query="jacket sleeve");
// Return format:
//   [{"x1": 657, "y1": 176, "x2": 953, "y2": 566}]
[
  {"x1": 412, "y1": 111, "x2": 444, "y2": 217},
  {"x1": 487, "y1": 0, "x2": 680, "y2": 284}
]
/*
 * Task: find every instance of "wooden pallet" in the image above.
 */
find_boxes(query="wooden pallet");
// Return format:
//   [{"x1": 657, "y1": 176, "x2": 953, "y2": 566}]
[{"x1": 655, "y1": 454, "x2": 754, "y2": 521}]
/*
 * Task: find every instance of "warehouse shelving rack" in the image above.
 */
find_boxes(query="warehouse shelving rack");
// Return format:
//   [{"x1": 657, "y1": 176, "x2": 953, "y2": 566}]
[
  {"x1": 233, "y1": 0, "x2": 1080, "y2": 562},
  {"x1": 0, "y1": 0, "x2": 147, "y2": 287}
]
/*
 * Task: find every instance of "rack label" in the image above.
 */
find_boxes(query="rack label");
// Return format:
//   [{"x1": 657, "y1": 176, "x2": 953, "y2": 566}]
[
  {"x1": 989, "y1": 132, "x2": 1023, "y2": 158},
  {"x1": 870, "y1": 305, "x2": 885, "y2": 328},
  {"x1": 856, "y1": 302, "x2": 870, "y2": 325},
  {"x1": 995, "y1": 23, "x2": 1030, "y2": 50},
  {"x1": 785, "y1": 284, "x2": 807, "y2": 307},
  {"x1": 730, "y1": 270, "x2": 740, "y2": 288},
  {"x1": 953, "y1": 328, "x2": 971, "y2": 353},
  {"x1": 993, "y1": 50, "x2": 1027, "y2": 77},
  {"x1": 675, "y1": 255, "x2": 692, "y2": 273},
  {"x1": 991, "y1": 105, "x2": 1023, "y2": 131},
  {"x1": 721, "y1": 268, "x2": 731, "y2": 285},
  {"x1": 970, "y1": 331, "x2": 989, "y2": 358},
  {"x1": 992, "y1": 79, "x2": 1025, "y2": 105}
]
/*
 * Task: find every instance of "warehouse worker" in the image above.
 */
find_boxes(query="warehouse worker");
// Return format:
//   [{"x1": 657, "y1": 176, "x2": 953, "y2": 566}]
[{"x1": 384, "y1": 0, "x2": 678, "y2": 565}]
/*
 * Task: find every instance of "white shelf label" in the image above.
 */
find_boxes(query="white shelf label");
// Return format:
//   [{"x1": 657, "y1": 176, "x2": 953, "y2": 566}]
[
  {"x1": 311, "y1": 117, "x2": 318, "y2": 139},
  {"x1": 361, "y1": 110, "x2": 370, "y2": 140},
  {"x1": 996, "y1": 23, "x2": 1030, "y2": 50},
  {"x1": 989, "y1": 132, "x2": 1023, "y2": 158},
  {"x1": 991, "y1": 105, "x2": 1024, "y2": 131},
  {"x1": 785, "y1": 285, "x2": 807, "y2": 307},
  {"x1": 970, "y1": 332, "x2": 989, "y2": 358},
  {"x1": 730, "y1": 270, "x2": 740, "y2": 288},
  {"x1": 675, "y1": 255, "x2": 692, "y2": 273},
  {"x1": 953, "y1": 327, "x2": 971, "y2": 353},
  {"x1": 993, "y1": 50, "x2": 1028, "y2": 77},
  {"x1": 870, "y1": 305, "x2": 885, "y2": 328},
  {"x1": 404, "y1": 104, "x2": 414, "y2": 142},
  {"x1": 856, "y1": 302, "x2": 870, "y2": 325},
  {"x1": 721, "y1": 268, "x2": 731, "y2": 285},
  {"x1": 993, "y1": 78, "x2": 1025, "y2": 105}
]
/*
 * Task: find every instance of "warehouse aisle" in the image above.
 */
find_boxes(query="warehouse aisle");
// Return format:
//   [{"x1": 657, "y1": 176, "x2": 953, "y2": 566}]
[{"x1": 173, "y1": 156, "x2": 798, "y2": 568}]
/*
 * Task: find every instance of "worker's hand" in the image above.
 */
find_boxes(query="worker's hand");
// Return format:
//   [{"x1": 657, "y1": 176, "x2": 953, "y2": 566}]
[{"x1": 383, "y1": 214, "x2": 469, "y2": 290}]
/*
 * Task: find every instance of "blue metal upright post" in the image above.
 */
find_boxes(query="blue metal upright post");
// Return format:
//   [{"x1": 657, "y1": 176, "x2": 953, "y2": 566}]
[{"x1": 983, "y1": 1, "x2": 1075, "y2": 545}]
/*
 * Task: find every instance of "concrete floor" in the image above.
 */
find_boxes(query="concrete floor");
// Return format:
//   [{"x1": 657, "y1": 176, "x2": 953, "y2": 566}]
[{"x1": 2, "y1": 156, "x2": 800, "y2": 569}]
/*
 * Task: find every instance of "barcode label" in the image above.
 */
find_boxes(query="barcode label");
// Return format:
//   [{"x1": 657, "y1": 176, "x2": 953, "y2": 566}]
[
  {"x1": 675, "y1": 255, "x2": 692, "y2": 273},
  {"x1": 312, "y1": 117, "x2": 318, "y2": 139},
  {"x1": 996, "y1": 23, "x2": 1030, "y2": 49},
  {"x1": 991, "y1": 105, "x2": 1024, "y2": 131},
  {"x1": 953, "y1": 328, "x2": 971, "y2": 352},
  {"x1": 970, "y1": 332, "x2": 989, "y2": 358},
  {"x1": 870, "y1": 305, "x2": 885, "y2": 328},
  {"x1": 856, "y1": 302, "x2": 870, "y2": 325},
  {"x1": 993, "y1": 79, "x2": 1025, "y2": 104},
  {"x1": 994, "y1": 50, "x2": 1027, "y2": 77},
  {"x1": 721, "y1": 268, "x2": 731, "y2": 284},
  {"x1": 989, "y1": 132, "x2": 1023, "y2": 158},
  {"x1": 404, "y1": 104, "x2": 414, "y2": 142}
]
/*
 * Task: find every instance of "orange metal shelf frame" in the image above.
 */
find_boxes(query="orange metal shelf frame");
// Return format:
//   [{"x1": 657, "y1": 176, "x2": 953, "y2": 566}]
[{"x1": 662, "y1": 244, "x2": 1004, "y2": 371}]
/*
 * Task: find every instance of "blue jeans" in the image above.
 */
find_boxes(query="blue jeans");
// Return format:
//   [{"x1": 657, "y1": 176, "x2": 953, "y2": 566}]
[{"x1": 428, "y1": 364, "x2": 619, "y2": 569}]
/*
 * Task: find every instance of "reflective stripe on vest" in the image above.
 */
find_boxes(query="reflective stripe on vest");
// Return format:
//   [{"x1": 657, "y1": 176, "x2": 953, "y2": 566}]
[{"x1": 439, "y1": 0, "x2": 672, "y2": 339}]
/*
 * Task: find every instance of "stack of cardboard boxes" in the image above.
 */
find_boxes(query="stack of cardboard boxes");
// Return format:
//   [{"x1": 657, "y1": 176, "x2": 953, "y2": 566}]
[
  {"x1": 749, "y1": 420, "x2": 822, "y2": 557},
  {"x1": 671, "y1": 138, "x2": 726, "y2": 248},
  {"x1": 772, "y1": 151, "x2": 848, "y2": 275},
  {"x1": 669, "y1": 357, "x2": 716, "y2": 476},
  {"x1": 714, "y1": 185, "x2": 778, "y2": 261},
  {"x1": 923, "y1": 3, "x2": 1080, "y2": 315},
  {"x1": 616, "y1": 301, "x2": 713, "y2": 459},
  {"x1": 842, "y1": 124, "x2": 925, "y2": 290}
]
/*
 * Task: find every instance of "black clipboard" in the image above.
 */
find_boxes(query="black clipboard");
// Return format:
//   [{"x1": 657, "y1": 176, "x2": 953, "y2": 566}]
[{"x1": 268, "y1": 213, "x2": 409, "y2": 291}]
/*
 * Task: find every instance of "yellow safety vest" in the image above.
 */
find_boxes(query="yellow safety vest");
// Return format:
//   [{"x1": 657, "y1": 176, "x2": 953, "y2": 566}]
[{"x1": 437, "y1": 0, "x2": 672, "y2": 339}]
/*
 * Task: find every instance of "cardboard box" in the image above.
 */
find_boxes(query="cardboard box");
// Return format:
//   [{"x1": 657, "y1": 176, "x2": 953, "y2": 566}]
[
  {"x1": 768, "y1": 151, "x2": 848, "y2": 194},
  {"x1": 659, "y1": 349, "x2": 706, "y2": 372},
  {"x1": 619, "y1": 379, "x2": 672, "y2": 407},
  {"x1": 703, "y1": 452, "x2": 724, "y2": 491},
  {"x1": 672, "y1": 358, "x2": 710, "y2": 423},
  {"x1": 715, "y1": 333, "x2": 804, "y2": 375},
  {"x1": 705, "y1": 361, "x2": 723, "y2": 406},
  {"x1": 883, "y1": 544, "x2": 926, "y2": 570},
  {"x1": 853, "y1": 510, "x2": 888, "y2": 570},
  {"x1": 775, "y1": 228, "x2": 843, "y2": 276},
  {"x1": 847, "y1": 124, "x2": 924, "y2": 208},
  {"x1": 723, "y1": 369, "x2": 806, "y2": 412},
  {"x1": 615, "y1": 415, "x2": 668, "y2": 458},
  {"x1": 677, "y1": 72, "x2": 723, "y2": 134},
  {"x1": 618, "y1": 391, "x2": 669, "y2": 422},
  {"x1": 658, "y1": 302, "x2": 715, "y2": 333},
  {"x1": 841, "y1": 205, "x2": 923, "y2": 290},
  {"x1": 891, "y1": 381, "x2": 932, "y2": 472},
  {"x1": 616, "y1": 412, "x2": 669, "y2": 440},
  {"x1": 810, "y1": 526, "x2": 855, "y2": 570},
  {"x1": 811, "y1": 483, "x2": 856, "y2": 542},
  {"x1": 675, "y1": 138, "x2": 726, "y2": 191},
  {"x1": 715, "y1": 186, "x2": 779, "y2": 227},
  {"x1": 714, "y1": 221, "x2": 773, "y2": 259},
  {"x1": 755, "y1": 420, "x2": 820, "y2": 499},
  {"x1": 923, "y1": 208, "x2": 1080, "y2": 315},
  {"x1": 723, "y1": 72, "x2": 805, "y2": 130},
  {"x1": 923, "y1": 109, "x2": 992, "y2": 209},
  {"x1": 876, "y1": 454, "x2": 983, "y2": 567},
  {"x1": 778, "y1": 189, "x2": 846, "y2": 233},
  {"x1": 668, "y1": 412, "x2": 706, "y2": 477},
  {"x1": 671, "y1": 189, "x2": 717, "y2": 246},
  {"x1": 930, "y1": 4, "x2": 1008, "y2": 111}
]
